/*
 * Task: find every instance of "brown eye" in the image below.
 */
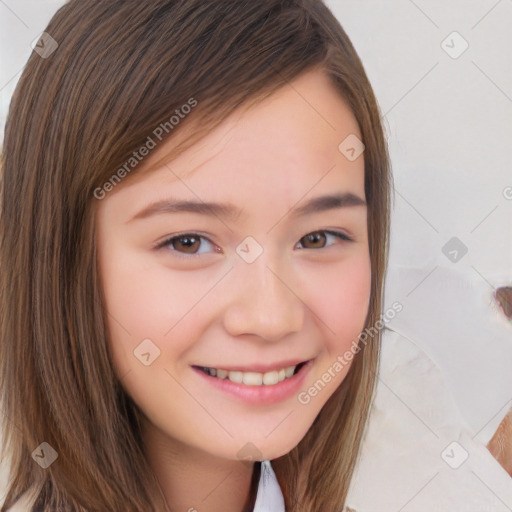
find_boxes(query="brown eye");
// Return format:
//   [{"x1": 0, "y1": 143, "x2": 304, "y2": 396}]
[
  {"x1": 297, "y1": 230, "x2": 352, "y2": 250},
  {"x1": 157, "y1": 233, "x2": 218, "y2": 257},
  {"x1": 171, "y1": 235, "x2": 200, "y2": 253},
  {"x1": 300, "y1": 231, "x2": 327, "y2": 249}
]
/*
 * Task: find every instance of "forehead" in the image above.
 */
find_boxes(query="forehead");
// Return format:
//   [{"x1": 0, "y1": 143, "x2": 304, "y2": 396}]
[{"x1": 98, "y1": 68, "x2": 365, "y2": 220}]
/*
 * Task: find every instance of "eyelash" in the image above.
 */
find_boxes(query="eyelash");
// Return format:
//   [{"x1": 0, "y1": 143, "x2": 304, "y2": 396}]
[{"x1": 155, "y1": 230, "x2": 353, "y2": 259}]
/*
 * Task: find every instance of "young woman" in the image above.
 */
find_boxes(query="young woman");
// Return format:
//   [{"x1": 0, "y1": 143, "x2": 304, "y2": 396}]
[{"x1": 0, "y1": 1, "x2": 392, "y2": 510}]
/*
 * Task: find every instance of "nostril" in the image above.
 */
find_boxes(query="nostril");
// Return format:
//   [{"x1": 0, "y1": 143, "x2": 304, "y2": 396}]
[{"x1": 494, "y1": 286, "x2": 512, "y2": 320}]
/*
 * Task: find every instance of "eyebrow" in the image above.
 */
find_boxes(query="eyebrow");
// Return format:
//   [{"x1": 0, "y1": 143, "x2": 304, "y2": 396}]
[{"x1": 127, "y1": 192, "x2": 367, "y2": 223}]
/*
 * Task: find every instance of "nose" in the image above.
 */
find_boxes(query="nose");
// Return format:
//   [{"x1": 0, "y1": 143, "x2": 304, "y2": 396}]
[{"x1": 222, "y1": 254, "x2": 305, "y2": 342}]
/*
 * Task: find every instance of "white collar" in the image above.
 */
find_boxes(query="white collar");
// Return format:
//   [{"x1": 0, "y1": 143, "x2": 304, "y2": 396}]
[{"x1": 252, "y1": 460, "x2": 286, "y2": 512}]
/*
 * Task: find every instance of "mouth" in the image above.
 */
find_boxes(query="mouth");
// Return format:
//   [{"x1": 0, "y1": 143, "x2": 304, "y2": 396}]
[
  {"x1": 192, "y1": 361, "x2": 307, "y2": 386},
  {"x1": 191, "y1": 359, "x2": 314, "y2": 405}
]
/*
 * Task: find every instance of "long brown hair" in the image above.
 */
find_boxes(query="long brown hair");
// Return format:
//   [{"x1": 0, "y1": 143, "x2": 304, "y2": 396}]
[{"x1": 0, "y1": 1, "x2": 392, "y2": 510}]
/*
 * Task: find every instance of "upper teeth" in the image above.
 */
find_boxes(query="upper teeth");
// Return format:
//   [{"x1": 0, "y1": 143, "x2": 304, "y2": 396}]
[{"x1": 201, "y1": 365, "x2": 297, "y2": 385}]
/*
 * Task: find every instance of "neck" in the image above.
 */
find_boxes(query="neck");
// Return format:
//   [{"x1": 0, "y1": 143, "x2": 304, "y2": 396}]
[{"x1": 141, "y1": 421, "x2": 260, "y2": 512}]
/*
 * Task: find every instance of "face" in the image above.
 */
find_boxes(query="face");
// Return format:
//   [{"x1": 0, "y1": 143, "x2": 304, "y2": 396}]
[{"x1": 95, "y1": 68, "x2": 371, "y2": 462}]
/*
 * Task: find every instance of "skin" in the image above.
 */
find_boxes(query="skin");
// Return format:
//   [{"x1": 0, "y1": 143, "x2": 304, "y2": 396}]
[
  {"x1": 487, "y1": 289, "x2": 512, "y2": 477},
  {"x1": 95, "y1": 67, "x2": 371, "y2": 512},
  {"x1": 487, "y1": 409, "x2": 512, "y2": 477}
]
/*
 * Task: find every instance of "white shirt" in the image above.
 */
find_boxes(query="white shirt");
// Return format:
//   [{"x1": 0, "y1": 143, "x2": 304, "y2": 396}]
[{"x1": 253, "y1": 459, "x2": 286, "y2": 512}]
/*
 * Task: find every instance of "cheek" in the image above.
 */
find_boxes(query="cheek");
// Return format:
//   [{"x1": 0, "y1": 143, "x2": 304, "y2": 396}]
[
  {"x1": 306, "y1": 254, "x2": 371, "y2": 354},
  {"x1": 98, "y1": 247, "x2": 213, "y2": 371},
  {"x1": 98, "y1": 250, "x2": 214, "y2": 425}
]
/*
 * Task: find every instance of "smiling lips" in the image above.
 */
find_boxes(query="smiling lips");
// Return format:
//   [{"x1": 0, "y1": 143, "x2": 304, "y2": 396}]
[
  {"x1": 193, "y1": 359, "x2": 313, "y2": 405},
  {"x1": 193, "y1": 361, "x2": 308, "y2": 386}
]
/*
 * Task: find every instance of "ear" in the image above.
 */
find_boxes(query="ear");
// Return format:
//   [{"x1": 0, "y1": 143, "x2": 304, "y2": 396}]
[{"x1": 494, "y1": 286, "x2": 512, "y2": 320}]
